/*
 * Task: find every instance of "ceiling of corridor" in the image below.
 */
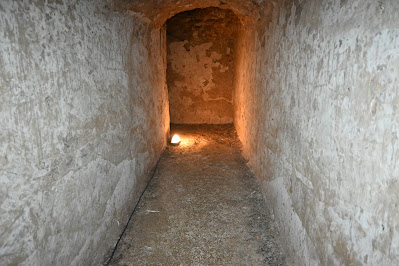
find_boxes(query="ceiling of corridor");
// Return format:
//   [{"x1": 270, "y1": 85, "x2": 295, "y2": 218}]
[{"x1": 113, "y1": 0, "x2": 269, "y2": 26}]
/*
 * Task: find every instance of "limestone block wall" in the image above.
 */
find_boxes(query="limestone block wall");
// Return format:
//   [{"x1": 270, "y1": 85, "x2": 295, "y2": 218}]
[
  {"x1": 167, "y1": 8, "x2": 238, "y2": 124},
  {"x1": 0, "y1": 0, "x2": 169, "y2": 264},
  {"x1": 235, "y1": 0, "x2": 399, "y2": 264}
]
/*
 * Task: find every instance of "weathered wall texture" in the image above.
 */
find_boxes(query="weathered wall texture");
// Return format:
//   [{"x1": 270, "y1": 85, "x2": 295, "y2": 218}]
[
  {"x1": 114, "y1": 0, "x2": 262, "y2": 27},
  {"x1": 235, "y1": 0, "x2": 399, "y2": 264},
  {"x1": 0, "y1": 0, "x2": 169, "y2": 264},
  {"x1": 166, "y1": 8, "x2": 238, "y2": 124}
]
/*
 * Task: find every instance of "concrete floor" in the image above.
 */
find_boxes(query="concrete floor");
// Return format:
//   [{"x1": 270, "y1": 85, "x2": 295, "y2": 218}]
[{"x1": 108, "y1": 124, "x2": 285, "y2": 265}]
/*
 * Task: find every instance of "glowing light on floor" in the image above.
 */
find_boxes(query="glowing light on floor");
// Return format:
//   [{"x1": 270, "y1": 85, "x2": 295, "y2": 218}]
[{"x1": 171, "y1": 134, "x2": 181, "y2": 144}]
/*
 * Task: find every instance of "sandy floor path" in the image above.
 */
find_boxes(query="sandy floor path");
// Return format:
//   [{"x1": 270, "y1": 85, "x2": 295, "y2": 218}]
[{"x1": 108, "y1": 124, "x2": 285, "y2": 265}]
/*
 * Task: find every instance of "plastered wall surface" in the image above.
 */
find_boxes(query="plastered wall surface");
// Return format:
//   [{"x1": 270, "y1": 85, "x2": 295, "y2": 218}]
[
  {"x1": 0, "y1": 0, "x2": 169, "y2": 264},
  {"x1": 235, "y1": 0, "x2": 399, "y2": 264},
  {"x1": 167, "y1": 8, "x2": 238, "y2": 124}
]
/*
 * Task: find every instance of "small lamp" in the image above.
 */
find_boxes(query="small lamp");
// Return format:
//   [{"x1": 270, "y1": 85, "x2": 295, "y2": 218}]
[{"x1": 170, "y1": 134, "x2": 181, "y2": 145}]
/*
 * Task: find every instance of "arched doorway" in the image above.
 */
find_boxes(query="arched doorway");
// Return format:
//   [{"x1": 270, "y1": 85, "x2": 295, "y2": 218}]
[{"x1": 166, "y1": 7, "x2": 240, "y2": 124}]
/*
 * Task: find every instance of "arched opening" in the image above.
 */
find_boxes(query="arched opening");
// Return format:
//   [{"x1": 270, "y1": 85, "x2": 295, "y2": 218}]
[{"x1": 166, "y1": 7, "x2": 240, "y2": 124}]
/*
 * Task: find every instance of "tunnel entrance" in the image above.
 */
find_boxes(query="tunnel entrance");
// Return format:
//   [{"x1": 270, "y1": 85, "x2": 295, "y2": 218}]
[{"x1": 166, "y1": 8, "x2": 239, "y2": 125}]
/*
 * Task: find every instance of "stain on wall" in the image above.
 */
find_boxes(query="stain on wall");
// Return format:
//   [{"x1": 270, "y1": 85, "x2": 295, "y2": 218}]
[
  {"x1": 0, "y1": 0, "x2": 169, "y2": 264},
  {"x1": 234, "y1": 0, "x2": 399, "y2": 264},
  {"x1": 167, "y1": 8, "x2": 238, "y2": 124}
]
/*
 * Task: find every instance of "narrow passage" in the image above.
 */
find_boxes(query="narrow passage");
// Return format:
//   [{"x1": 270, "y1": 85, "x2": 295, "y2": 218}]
[{"x1": 109, "y1": 124, "x2": 285, "y2": 265}]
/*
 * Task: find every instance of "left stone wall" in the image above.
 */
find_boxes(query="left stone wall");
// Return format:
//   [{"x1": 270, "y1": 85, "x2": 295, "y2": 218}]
[{"x1": 0, "y1": 0, "x2": 169, "y2": 264}]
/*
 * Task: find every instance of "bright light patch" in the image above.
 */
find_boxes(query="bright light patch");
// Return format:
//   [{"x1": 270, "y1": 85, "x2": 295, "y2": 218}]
[{"x1": 171, "y1": 134, "x2": 181, "y2": 144}]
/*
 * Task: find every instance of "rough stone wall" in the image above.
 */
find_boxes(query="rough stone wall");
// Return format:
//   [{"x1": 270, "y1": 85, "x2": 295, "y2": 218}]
[
  {"x1": 0, "y1": 0, "x2": 169, "y2": 265},
  {"x1": 114, "y1": 0, "x2": 262, "y2": 27},
  {"x1": 235, "y1": 0, "x2": 399, "y2": 264},
  {"x1": 167, "y1": 8, "x2": 238, "y2": 124}
]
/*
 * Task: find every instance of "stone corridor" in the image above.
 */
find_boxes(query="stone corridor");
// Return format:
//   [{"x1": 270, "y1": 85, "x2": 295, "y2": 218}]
[{"x1": 2, "y1": 1, "x2": 399, "y2": 264}]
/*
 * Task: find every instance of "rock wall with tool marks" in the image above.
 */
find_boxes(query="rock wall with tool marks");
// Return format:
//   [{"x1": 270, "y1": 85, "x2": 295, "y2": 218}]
[
  {"x1": 234, "y1": 0, "x2": 399, "y2": 264},
  {"x1": 0, "y1": 0, "x2": 169, "y2": 264}
]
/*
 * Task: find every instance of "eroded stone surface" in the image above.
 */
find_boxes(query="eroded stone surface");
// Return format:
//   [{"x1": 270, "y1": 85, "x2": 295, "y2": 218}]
[
  {"x1": 234, "y1": 0, "x2": 399, "y2": 264},
  {"x1": 167, "y1": 8, "x2": 238, "y2": 124},
  {"x1": 0, "y1": 1, "x2": 169, "y2": 264},
  {"x1": 114, "y1": 0, "x2": 265, "y2": 27}
]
